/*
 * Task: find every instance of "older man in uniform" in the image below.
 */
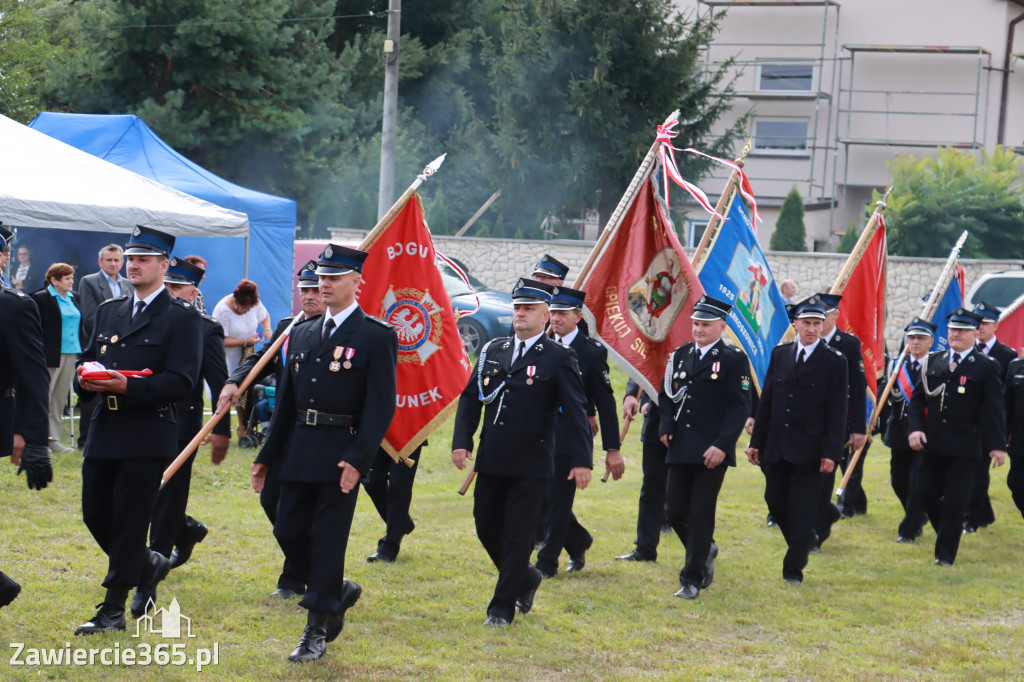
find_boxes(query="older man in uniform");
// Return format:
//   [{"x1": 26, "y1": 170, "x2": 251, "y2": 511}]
[
  {"x1": 253, "y1": 245, "x2": 397, "y2": 662},
  {"x1": 534, "y1": 286, "x2": 623, "y2": 579},
  {"x1": 1003, "y1": 352, "x2": 1024, "y2": 523},
  {"x1": 453, "y1": 279, "x2": 591, "y2": 626},
  {"x1": 129, "y1": 258, "x2": 230, "y2": 616},
  {"x1": 0, "y1": 232, "x2": 53, "y2": 610},
  {"x1": 659, "y1": 295, "x2": 750, "y2": 599},
  {"x1": 962, "y1": 300, "x2": 1016, "y2": 533},
  {"x1": 747, "y1": 296, "x2": 848, "y2": 584},
  {"x1": 219, "y1": 261, "x2": 326, "y2": 598},
  {"x1": 908, "y1": 308, "x2": 1006, "y2": 566},
  {"x1": 73, "y1": 226, "x2": 202, "y2": 634},
  {"x1": 885, "y1": 318, "x2": 936, "y2": 543}
]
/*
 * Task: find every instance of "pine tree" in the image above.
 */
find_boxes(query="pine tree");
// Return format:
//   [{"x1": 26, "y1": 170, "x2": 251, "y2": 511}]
[
  {"x1": 770, "y1": 188, "x2": 807, "y2": 252},
  {"x1": 837, "y1": 223, "x2": 859, "y2": 254}
]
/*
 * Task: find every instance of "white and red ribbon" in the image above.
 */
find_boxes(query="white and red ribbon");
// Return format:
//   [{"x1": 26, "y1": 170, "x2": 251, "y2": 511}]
[
  {"x1": 436, "y1": 249, "x2": 481, "y2": 317},
  {"x1": 655, "y1": 120, "x2": 721, "y2": 219},
  {"x1": 679, "y1": 147, "x2": 763, "y2": 227}
]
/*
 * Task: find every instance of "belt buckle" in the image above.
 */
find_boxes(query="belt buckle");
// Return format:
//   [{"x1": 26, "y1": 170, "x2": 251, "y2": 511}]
[
  {"x1": 106, "y1": 395, "x2": 119, "y2": 411},
  {"x1": 305, "y1": 409, "x2": 318, "y2": 426}
]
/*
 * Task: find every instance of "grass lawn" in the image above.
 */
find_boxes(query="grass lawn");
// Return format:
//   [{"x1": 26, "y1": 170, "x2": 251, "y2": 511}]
[{"x1": 1, "y1": 365, "x2": 1022, "y2": 680}]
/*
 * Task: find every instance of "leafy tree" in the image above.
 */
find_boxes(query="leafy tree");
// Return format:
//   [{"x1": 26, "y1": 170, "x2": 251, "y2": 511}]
[
  {"x1": 770, "y1": 188, "x2": 807, "y2": 252},
  {"x1": 0, "y1": 0, "x2": 67, "y2": 123},
  {"x1": 879, "y1": 146, "x2": 1024, "y2": 258},
  {"x1": 837, "y1": 222, "x2": 859, "y2": 254},
  {"x1": 427, "y1": 187, "x2": 451, "y2": 234}
]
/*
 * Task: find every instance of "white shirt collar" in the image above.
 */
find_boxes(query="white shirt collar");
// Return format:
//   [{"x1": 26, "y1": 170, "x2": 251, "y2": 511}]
[
  {"x1": 979, "y1": 337, "x2": 996, "y2": 354},
  {"x1": 557, "y1": 327, "x2": 579, "y2": 346},
  {"x1": 697, "y1": 339, "x2": 718, "y2": 359},
  {"x1": 323, "y1": 301, "x2": 360, "y2": 335},
  {"x1": 102, "y1": 270, "x2": 122, "y2": 290},
  {"x1": 797, "y1": 337, "x2": 820, "y2": 359},
  {"x1": 823, "y1": 327, "x2": 837, "y2": 344},
  {"x1": 951, "y1": 347, "x2": 973, "y2": 362},
  {"x1": 514, "y1": 332, "x2": 544, "y2": 355},
  {"x1": 133, "y1": 285, "x2": 165, "y2": 309}
]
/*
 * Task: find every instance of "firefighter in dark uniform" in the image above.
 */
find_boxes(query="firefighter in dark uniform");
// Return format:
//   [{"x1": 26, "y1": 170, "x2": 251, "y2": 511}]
[
  {"x1": 130, "y1": 258, "x2": 230, "y2": 615},
  {"x1": 534, "y1": 286, "x2": 624, "y2": 578},
  {"x1": 452, "y1": 279, "x2": 591, "y2": 627},
  {"x1": 1003, "y1": 354, "x2": 1024, "y2": 521},
  {"x1": 885, "y1": 318, "x2": 935, "y2": 543},
  {"x1": 908, "y1": 308, "x2": 1007, "y2": 566},
  {"x1": 74, "y1": 226, "x2": 202, "y2": 634},
  {"x1": 253, "y1": 244, "x2": 397, "y2": 662},
  {"x1": 815, "y1": 293, "x2": 868, "y2": 548},
  {"x1": 0, "y1": 231, "x2": 53, "y2": 611},
  {"x1": 747, "y1": 296, "x2": 848, "y2": 585},
  {"x1": 615, "y1": 378, "x2": 668, "y2": 562},
  {"x1": 963, "y1": 300, "x2": 1016, "y2": 533},
  {"x1": 659, "y1": 295, "x2": 750, "y2": 599},
  {"x1": 218, "y1": 261, "x2": 326, "y2": 598}
]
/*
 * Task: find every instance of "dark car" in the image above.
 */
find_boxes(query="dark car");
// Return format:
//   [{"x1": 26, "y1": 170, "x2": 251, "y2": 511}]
[{"x1": 437, "y1": 259, "x2": 513, "y2": 356}]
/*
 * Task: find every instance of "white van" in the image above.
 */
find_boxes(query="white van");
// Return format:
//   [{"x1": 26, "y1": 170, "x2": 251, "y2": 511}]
[{"x1": 965, "y1": 269, "x2": 1024, "y2": 309}]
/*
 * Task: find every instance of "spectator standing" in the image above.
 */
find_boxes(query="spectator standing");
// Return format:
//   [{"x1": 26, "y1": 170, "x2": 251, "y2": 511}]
[
  {"x1": 780, "y1": 279, "x2": 798, "y2": 305},
  {"x1": 30, "y1": 263, "x2": 84, "y2": 452},
  {"x1": 213, "y1": 279, "x2": 272, "y2": 435},
  {"x1": 13, "y1": 244, "x2": 40, "y2": 292}
]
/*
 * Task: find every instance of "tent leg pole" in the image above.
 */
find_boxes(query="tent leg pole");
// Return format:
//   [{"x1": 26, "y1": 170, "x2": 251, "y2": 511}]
[{"x1": 244, "y1": 235, "x2": 249, "y2": 279}]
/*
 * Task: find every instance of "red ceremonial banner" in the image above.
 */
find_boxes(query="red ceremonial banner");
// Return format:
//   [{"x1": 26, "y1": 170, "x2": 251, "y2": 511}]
[
  {"x1": 580, "y1": 176, "x2": 704, "y2": 401},
  {"x1": 997, "y1": 295, "x2": 1024, "y2": 356},
  {"x1": 358, "y1": 194, "x2": 473, "y2": 462},
  {"x1": 836, "y1": 217, "x2": 887, "y2": 400}
]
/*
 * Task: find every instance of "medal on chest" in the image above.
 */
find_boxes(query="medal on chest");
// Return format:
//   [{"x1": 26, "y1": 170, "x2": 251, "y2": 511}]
[
  {"x1": 526, "y1": 365, "x2": 536, "y2": 385},
  {"x1": 329, "y1": 346, "x2": 355, "y2": 372},
  {"x1": 110, "y1": 335, "x2": 118, "y2": 344},
  {"x1": 958, "y1": 376, "x2": 967, "y2": 394},
  {"x1": 711, "y1": 361, "x2": 720, "y2": 380}
]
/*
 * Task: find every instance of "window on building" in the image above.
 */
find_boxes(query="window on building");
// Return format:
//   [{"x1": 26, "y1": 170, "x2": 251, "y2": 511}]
[
  {"x1": 752, "y1": 118, "x2": 810, "y2": 155},
  {"x1": 757, "y1": 62, "x2": 814, "y2": 92},
  {"x1": 686, "y1": 220, "x2": 708, "y2": 249}
]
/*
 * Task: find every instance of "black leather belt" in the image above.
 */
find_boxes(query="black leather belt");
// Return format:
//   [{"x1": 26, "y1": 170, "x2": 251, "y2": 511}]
[{"x1": 296, "y1": 410, "x2": 359, "y2": 428}]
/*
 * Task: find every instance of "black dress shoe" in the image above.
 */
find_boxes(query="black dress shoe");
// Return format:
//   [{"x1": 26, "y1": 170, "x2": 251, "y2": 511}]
[
  {"x1": 288, "y1": 613, "x2": 329, "y2": 663},
  {"x1": 75, "y1": 603, "x2": 127, "y2": 635},
  {"x1": 962, "y1": 523, "x2": 978, "y2": 534},
  {"x1": 701, "y1": 543, "x2": 718, "y2": 589},
  {"x1": 366, "y1": 551, "x2": 396, "y2": 564},
  {"x1": 615, "y1": 550, "x2": 655, "y2": 562},
  {"x1": 140, "y1": 550, "x2": 172, "y2": 589},
  {"x1": 325, "y1": 580, "x2": 362, "y2": 643},
  {"x1": 896, "y1": 535, "x2": 916, "y2": 544},
  {"x1": 516, "y1": 567, "x2": 542, "y2": 614},
  {"x1": 935, "y1": 559, "x2": 953, "y2": 567},
  {"x1": 766, "y1": 513, "x2": 776, "y2": 527},
  {"x1": 130, "y1": 587, "x2": 156, "y2": 619},
  {"x1": 566, "y1": 554, "x2": 586, "y2": 573},
  {"x1": 0, "y1": 572, "x2": 21, "y2": 609},
  {"x1": 783, "y1": 577, "x2": 803, "y2": 585},
  {"x1": 169, "y1": 518, "x2": 208, "y2": 569},
  {"x1": 270, "y1": 587, "x2": 304, "y2": 599},
  {"x1": 484, "y1": 615, "x2": 510, "y2": 627},
  {"x1": 536, "y1": 565, "x2": 556, "y2": 579},
  {"x1": 674, "y1": 584, "x2": 700, "y2": 600}
]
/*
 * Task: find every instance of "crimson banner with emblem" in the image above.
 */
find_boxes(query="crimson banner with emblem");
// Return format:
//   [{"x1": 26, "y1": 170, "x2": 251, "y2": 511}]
[
  {"x1": 358, "y1": 194, "x2": 472, "y2": 462},
  {"x1": 836, "y1": 217, "x2": 887, "y2": 403},
  {"x1": 579, "y1": 175, "x2": 704, "y2": 402}
]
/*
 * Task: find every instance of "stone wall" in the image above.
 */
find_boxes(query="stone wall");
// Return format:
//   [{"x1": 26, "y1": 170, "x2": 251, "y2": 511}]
[{"x1": 330, "y1": 230, "x2": 1024, "y2": 348}]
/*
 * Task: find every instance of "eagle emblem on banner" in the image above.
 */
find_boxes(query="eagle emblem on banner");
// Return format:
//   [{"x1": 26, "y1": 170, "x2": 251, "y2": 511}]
[{"x1": 383, "y1": 286, "x2": 445, "y2": 365}]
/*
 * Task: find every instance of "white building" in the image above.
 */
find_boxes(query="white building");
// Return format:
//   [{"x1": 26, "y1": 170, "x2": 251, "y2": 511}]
[{"x1": 674, "y1": 0, "x2": 1024, "y2": 250}]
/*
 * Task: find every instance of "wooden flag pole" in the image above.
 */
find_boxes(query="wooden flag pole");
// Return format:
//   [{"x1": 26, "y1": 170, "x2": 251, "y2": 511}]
[
  {"x1": 602, "y1": 385, "x2": 643, "y2": 482},
  {"x1": 837, "y1": 230, "x2": 968, "y2": 497},
  {"x1": 162, "y1": 154, "x2": 448, "y2": 488},
  {"x1": 690, "y1": 139, "x2": 753, "y2": 272}
]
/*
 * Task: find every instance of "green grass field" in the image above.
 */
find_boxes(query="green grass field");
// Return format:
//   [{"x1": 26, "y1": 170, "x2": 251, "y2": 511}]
[{"x1": 1, "y1": 366, "x2": 1022, "y2": 680}]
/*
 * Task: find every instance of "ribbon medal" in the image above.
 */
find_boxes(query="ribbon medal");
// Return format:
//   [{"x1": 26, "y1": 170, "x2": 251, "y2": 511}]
[
  {"x1": 330, "y1": 346, "x2": 343, "y2": 372},
  {"x1": 711, "y1": 362, "x2": 720, "y2": 380},
  {"x1": 958, "y1": 376, "x2": 967, "y2": 394},
  {"x1": 526, "y1": 365, "x2": 536, "y2": 385}
]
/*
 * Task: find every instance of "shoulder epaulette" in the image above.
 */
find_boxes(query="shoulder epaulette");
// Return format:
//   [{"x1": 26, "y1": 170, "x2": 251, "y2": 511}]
[
  {"x1": 294, "y1": 314, "x2": 320, "y2": 326},
  {"x1": 825, "y1": 344, "x2": 845, "y2": 357},
  {"x1": 2, "y1": 287, "x2": 28, "y2": 299},
  {"x1": 367, "y1": 315, "x2": 393, "y2": 329},
  {"x1": 173, "y1": 298, "x2": 193, "y2": 310},
  {"x1": 586, "y1": 337, "x2": 604, "y2": 349},
  {"x1": 98, "y1": 294, "x2": 129, "y2": 308},
  {"x1": 201, "y1": 313, "x2": 220, "y2": 325}
]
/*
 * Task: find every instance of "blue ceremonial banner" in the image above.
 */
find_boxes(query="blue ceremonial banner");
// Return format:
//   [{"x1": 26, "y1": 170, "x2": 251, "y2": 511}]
[
  {"x1": 929, "y1": 274, "x2": 964, "y2": 353},
  {"x1": 695, "y1": 194, "x2": 790, "y2": 391}
]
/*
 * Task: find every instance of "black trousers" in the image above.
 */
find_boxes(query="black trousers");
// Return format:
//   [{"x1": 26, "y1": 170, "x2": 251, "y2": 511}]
[
  {"x1": 362, "y1": 445, "x2": 421, "y2": 558},
  {"x1": 631, "y1": 438, "x2": 668, "y2": 559},
  {"x1": 919, "y1": 455, "x2": 977, "y2": 564},
  {"x1": 82, "y1": 458, "x2": 164, "y2": 588},
  {"x1": 149, "y1": 440, "x2": 195, "y2": 557},
  {"x1": 1008, "y1": 452, "x2": 1024, "y2": 519},
  {"x1": 77, "y1": 394, "x2": 101, "y2": 448},
  {"x1": 259, "y1": 467, "x2": 308, "y2": 593},
  {"x1": 535, "y1": 457, "x2": 592, "y2": 574},
  {"x1": 838, "y1": 441, "x2": 868, "y2": 514},
  {"x1": 892, "y1": 448, "x2": 927, "y2": 538},
  {"x1": 814, "y1": 468, "x2": 841, "y2": 543},
  {"x1": 763, "y1": 461, "x2": 820, "y2": 581},
  {"x1": 964, "y1": 458, "x2": 995, "y2": 528},
  {"x1": 474, "y1": 473, "x2": 547, "y2": 622},
  {"x1": 666, "y1": 462, "x2": 727, "y2": 588},
  {"x1": 274, "y1": 480, "x2": 359, "y2": 613}
]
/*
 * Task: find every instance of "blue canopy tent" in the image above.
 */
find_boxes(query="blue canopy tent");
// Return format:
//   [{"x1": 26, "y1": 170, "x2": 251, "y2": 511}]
[{"x1": 28, "y1": 113, "x2": 296, "y2": 324}]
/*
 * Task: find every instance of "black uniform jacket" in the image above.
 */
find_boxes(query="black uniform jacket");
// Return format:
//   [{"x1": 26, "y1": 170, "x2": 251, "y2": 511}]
[
  {"x1": 908, "y1": 349, "x2": 1006, "y2": 459},
  {"x1": 749, "y1": 340, "x2": 849, "y2": 467},
  {"x1": 884, "y1": 355, "x2": 927, "y2": 451},
  {"x1": 658, "y1": 339, "x2": 751, "y2": 467},
  {"x1": 984, "y1": 339, "x2": 1017, "y2": 378},
  {"x1": 828, "y1": 329, "x2": 868, "y2": 436},
  {"x1": 0, "y1": 287, "x2": 49, "y2": 452},
  {"x1": 176, "y1": 313, "x2": 230, "y2": 440},
  {"x1": 76, "y1": 290, "x2": 203, "y2": 461},
  {"x1": 229, "y1": 316, "x2": 292, "y2": 388},
  {"x1": 453, "y1": 335, "x2": 591, "y2": 478},
  {"x1": 556, "y1": 332, "x2": 620, "y2": 457},
  {"x1": 1004, "y1": 357, "x2": 1024, "y2": 456},
  {"x1": 625, "y1": 377, "x2": 658, "y2": 444},
  {"x1": 256, "y1": 308, "x2": 398, "y2": 483}
]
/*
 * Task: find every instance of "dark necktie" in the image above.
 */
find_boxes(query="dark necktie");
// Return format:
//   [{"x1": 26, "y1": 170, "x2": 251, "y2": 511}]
[
  {"x1": 910, "y1": 359, "x2": 920, "y2": 375},
  {"x1": 322, "y1": 318, "x2": 335, "y2": 344},
  {"x1": 951, "y1": 353, "x2": 961, "y2": 371},
  {"x1": 133, "y1": 300, "x2": 146, "y2": 319},
  {"x1": 514, "y1": 341, "x2": 526, "y2": 366},
  {"x1": 797, "y1": 348, "x2": 806, "y2": 364},
  {"x1": 977, "y1": 343, "x2": 985, "y2": 355}
]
